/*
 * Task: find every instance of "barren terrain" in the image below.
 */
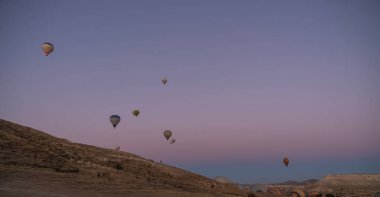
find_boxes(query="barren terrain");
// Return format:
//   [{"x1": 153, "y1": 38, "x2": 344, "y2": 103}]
[{"x1": 0, "y1": 119, "x2": 246, "y2": 197}]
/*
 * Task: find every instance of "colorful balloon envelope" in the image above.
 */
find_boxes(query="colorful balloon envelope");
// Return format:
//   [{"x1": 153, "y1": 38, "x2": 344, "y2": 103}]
[{"x1": 41, "y1": 42, "x2": 54, "y2": 56}]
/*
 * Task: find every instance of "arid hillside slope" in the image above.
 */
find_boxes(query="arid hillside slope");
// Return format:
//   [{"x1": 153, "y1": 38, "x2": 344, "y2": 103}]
[{"x1": 0, "y1": 119, "x2": 245, "y2": 197}]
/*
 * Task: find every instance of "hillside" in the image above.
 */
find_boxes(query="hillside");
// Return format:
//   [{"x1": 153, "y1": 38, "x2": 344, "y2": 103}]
[
  {"x1": 271, "y1": 179, "x2": 319, "y2": 186},
  {"x1": 0, "y1": 119, "x2": 246, "y2": 197},
  {"x1": 307, "y1": 174, "x2": 380, "y2": 196}
]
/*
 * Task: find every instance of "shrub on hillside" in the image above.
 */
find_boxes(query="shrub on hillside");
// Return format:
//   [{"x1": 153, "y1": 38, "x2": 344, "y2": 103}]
[{"x1": 115, "y1": 163, "x2": 123, "y2": 171}]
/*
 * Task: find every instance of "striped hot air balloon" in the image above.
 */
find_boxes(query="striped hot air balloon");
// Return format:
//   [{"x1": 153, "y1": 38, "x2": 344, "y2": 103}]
[{"x1": 109, "y1": 115, "x2": 121, "y2": 128}]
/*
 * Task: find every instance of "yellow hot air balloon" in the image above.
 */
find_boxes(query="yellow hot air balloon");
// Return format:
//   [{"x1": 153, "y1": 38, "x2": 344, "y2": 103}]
[
  {"x1": 109, "y1": 115, "x2": 121, "y2": 128},
  {"x1": 132, "y1": 110, "x2": 140, "y2": 117},
  {"x1": 283, "y1": 157, "x2": 289, "y2": 167},
  {"x1": 161, "y1": 78, "x2": 168, "y2": 85},
  {"x1": 163, "y1": 130, "x2": 172, "y2": 140},
  {"x1": 41, "y1": 42, "x2": 54, "y2": 56}
]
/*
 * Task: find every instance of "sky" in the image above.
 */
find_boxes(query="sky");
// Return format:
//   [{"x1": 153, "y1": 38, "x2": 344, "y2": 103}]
[{"x1": 1, "y1": 0, "x2": 380, "y2": 184}]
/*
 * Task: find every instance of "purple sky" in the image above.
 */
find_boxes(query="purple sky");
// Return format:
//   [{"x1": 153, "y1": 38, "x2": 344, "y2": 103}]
[{"x1": 1, "y1": 0, "x2": 379, "y2": 183}]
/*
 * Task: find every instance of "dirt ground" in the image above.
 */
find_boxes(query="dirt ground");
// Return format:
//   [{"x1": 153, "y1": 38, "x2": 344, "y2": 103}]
[{"x1": 0, "y1": 119, "x2": 246, "y2": 197}]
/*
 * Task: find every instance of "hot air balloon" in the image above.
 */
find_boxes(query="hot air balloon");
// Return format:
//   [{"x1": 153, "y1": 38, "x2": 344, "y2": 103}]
[
  {"x1": 163, "y1": 130, "x2": 172, "y2": 140},
  {"x1": 283, "y1": 157, "x2": 289, "y2": 167},
  {"x1": 110, "y1": 115, "x2": 121, "y2": 128},
  {"x1": 161, "y1": 78, "x2": 168, "y2": 85},
  {"x1": 132, "y1": 110, "x2": 140, "y2": 117},
  {"x1": 170, "y1": 138, "x2": 176, "y2": 144},
  {"x1": 115, "y1": 146, "x2": 120, "y2": 151},
  {"x1": 41, "y1": 42, "x2": 54, "y2": 56}
]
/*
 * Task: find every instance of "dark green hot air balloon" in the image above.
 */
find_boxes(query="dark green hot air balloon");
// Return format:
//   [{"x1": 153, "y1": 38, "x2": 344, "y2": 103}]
[
  {"x1": 163, "y1": 130, "x2": 172, "y2": 140},
  {"x1": 132, "y1": 110, "x2": 140, "y2": 117}
]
